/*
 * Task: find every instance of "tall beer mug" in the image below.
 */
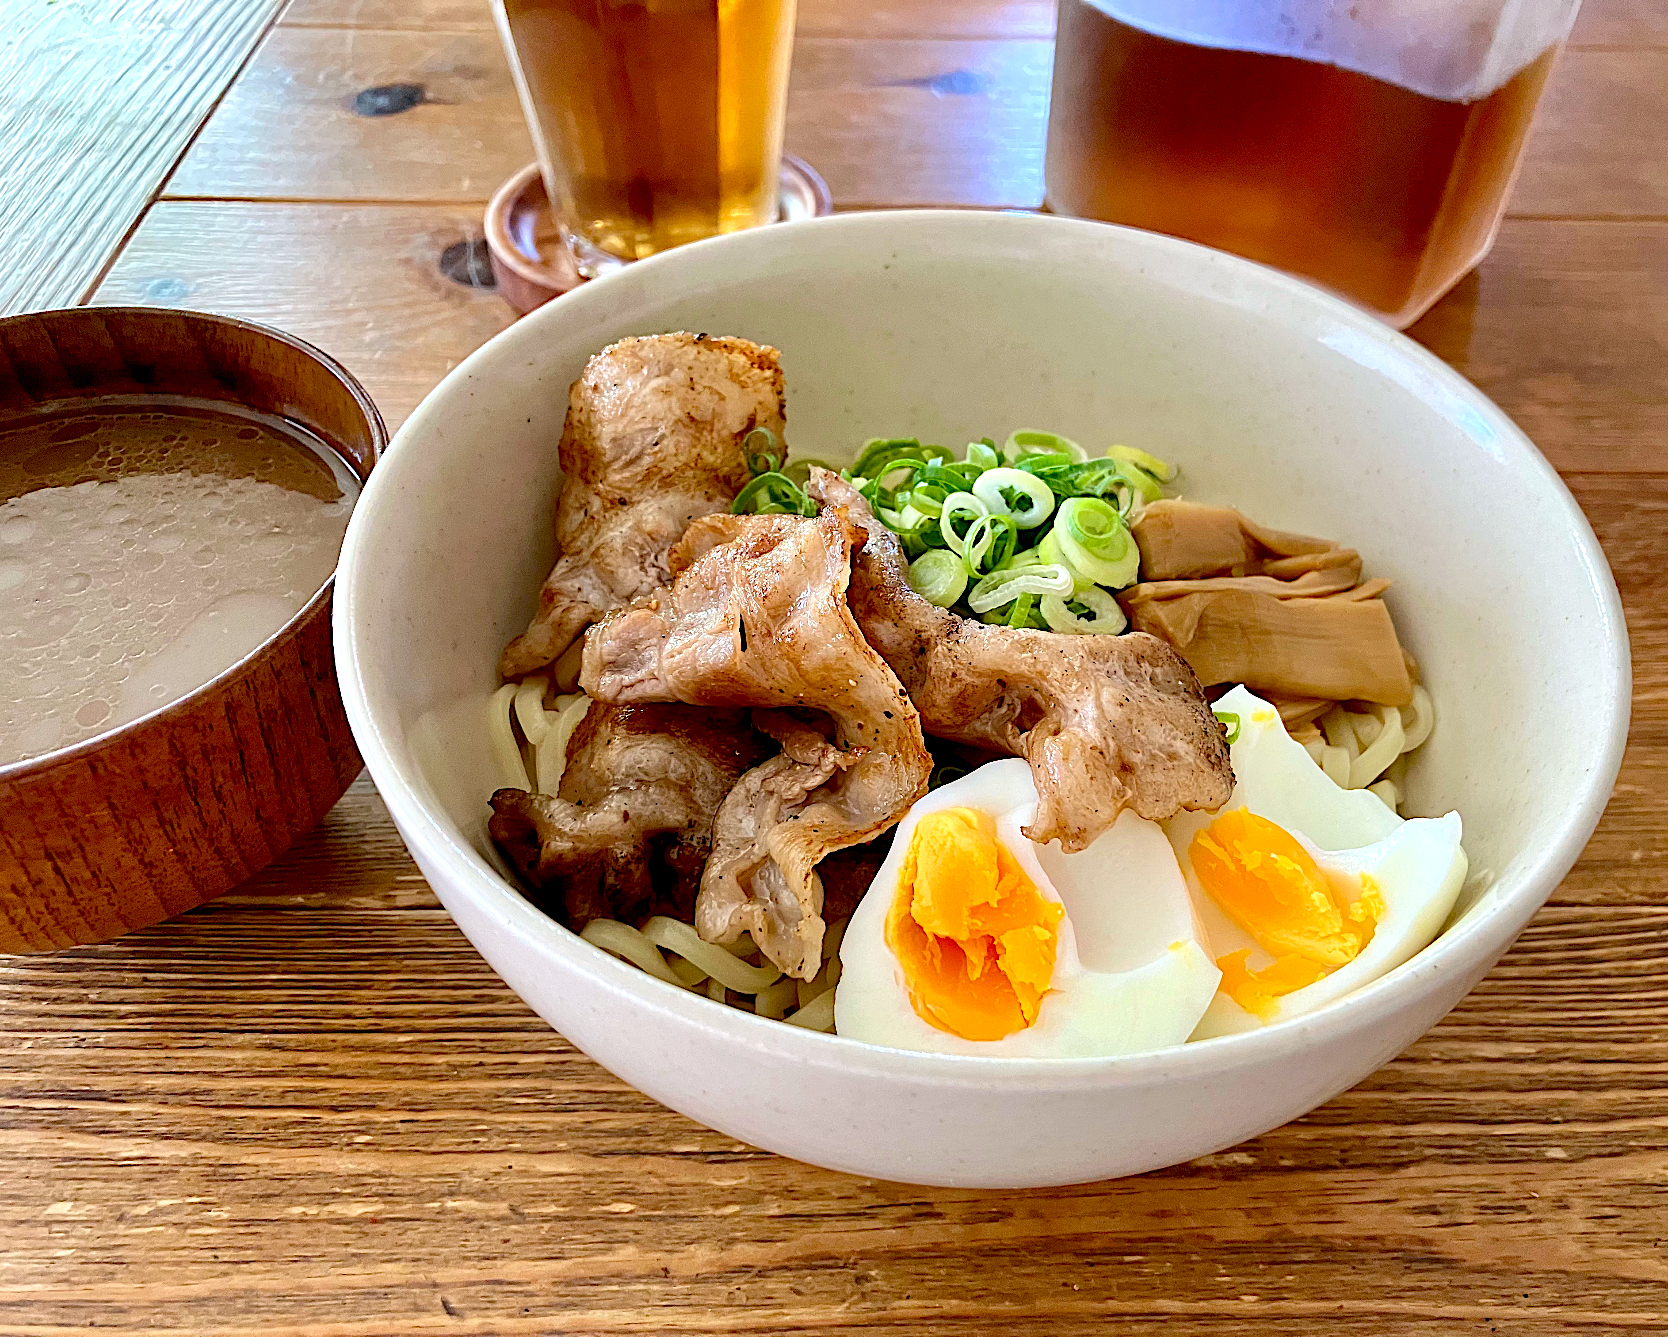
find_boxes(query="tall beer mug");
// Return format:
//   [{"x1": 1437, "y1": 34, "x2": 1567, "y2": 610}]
[
  {"x1": 495, "y1": 0, "x2": 797, "y2": 278},
  {"x1": 1046, "y1": 0, "x2": 1580, "y2": 327}
]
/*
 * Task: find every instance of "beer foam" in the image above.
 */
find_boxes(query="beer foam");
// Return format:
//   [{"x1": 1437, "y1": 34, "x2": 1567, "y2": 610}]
[
  {"x1": 0, "y1": 405, "x2": 356, "y2": 767},
  {"x1": 1078, "y1": 0, "x2": 1578, "y2": 100}
]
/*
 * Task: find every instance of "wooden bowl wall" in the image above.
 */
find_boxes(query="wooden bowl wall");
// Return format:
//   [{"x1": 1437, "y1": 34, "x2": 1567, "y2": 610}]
[{"x1": 0, "y1": 308, "x2": 385, "y2": 952}]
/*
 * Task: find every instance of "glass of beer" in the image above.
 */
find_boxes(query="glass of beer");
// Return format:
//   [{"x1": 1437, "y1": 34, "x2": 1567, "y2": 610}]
[
  {"x1": 493, "y1": 0, "x2": 797, "y2": 278},
  {"x1": 1045, "y1": 0, "x2": 1581, "y2": 328}
]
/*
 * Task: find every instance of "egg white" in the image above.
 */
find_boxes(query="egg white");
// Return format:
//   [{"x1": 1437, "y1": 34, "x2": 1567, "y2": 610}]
[
  {"x1": 1167, "y1": 686, "x2": 1468, "y2": 1038},
  {"x1": 835, "y1": 759, "x2": 1220, "y2": 1058}
]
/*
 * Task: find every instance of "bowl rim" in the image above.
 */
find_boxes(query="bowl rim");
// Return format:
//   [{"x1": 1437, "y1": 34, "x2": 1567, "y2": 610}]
[
  {"x1": 0, "y1": 305, "x2": 387, "y2": 784},
  {"x1": 335, "y1": 208, "x2": 1631, "y2": 1086}
]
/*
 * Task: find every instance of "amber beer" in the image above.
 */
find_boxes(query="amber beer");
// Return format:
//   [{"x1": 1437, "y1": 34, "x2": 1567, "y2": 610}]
[
  {"x1": 1046, "y1": 0, "x2": 1561, "y2": 326},
  {"x1": 495, "y1": 0, "x2": 796, "y2": 275}
]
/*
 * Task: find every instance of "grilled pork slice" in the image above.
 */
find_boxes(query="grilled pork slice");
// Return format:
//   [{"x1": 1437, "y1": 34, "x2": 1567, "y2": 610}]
[
  {"x1": 488, "y1": 703, "x2": 769, "y2": 931},
  {"x1": 499, "y1": 333, "x2": 785, "y2": 680},
  {"x1": 806, "y1": 469, "x2": 1233, "y2": 852},
  {"x1": 580, "y1": 510, "x2": 932, "y2": 979}
]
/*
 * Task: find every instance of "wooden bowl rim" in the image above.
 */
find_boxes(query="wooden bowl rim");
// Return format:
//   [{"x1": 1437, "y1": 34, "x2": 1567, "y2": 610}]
[{"x1": 0, "y1": 306, "x2": 388, "y2": 785}]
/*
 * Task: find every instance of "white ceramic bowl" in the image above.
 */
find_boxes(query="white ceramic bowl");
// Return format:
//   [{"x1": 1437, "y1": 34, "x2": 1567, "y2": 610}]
[{"x1": 334, "y1": 211, "x2": 1629, "y2": 1188}]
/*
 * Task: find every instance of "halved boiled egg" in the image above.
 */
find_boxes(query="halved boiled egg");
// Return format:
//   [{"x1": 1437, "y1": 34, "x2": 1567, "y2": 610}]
[
  {"x1": 1167, "y1": 686, "x2": 1468, "y2": 1038},
  {"x1": 835, "y1": 759, "x2": 1220, "y2": 1058}
]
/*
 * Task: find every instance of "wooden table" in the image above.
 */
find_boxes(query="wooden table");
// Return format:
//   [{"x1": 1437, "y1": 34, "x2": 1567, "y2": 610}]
[{"x1": 3, "y1": 0, "x2": 1666, "y2": 1331}]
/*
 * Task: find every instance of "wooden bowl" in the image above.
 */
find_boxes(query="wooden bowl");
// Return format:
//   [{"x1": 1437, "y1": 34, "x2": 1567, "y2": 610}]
[{"x1": 0, "y1": 307, "x2": 385, "y2": 952}]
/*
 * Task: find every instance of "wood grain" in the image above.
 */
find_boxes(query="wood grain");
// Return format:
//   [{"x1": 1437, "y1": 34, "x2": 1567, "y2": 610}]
[
  {"x1": 164, "y1": 29, "x2": 1052, "y2": 208},
  {"x1": 0, "y1": 867, "x2": 1664, "y2": 1332},
  {"x1": 1407, "y1": 221, "x2": 1668, "y2": 473},
  {"x1": 0, "y1": 0, "x2": 283, "y2": 316},
  {"x1": 1512, "y1": 50, "x2": 1668, "y2": 216},
  {"x1": 164, "y1": 28, "x2": 534, "y2": 203},
  {"x1": 1553, "y1": 473, "x2": 1668, "y2": 906},
  {"x1": 273, "y1": 0, "x2": 1660, "y2": 47},
  {"x1": 161, "y1": 25, "x2": 1666, "y2": 225},
  {"x1": 1571, "y1": 0, "x2": 1668, "y2": 47},
  {"x1": 277, "y1": 0, "x2": 1060, "y2": 38},
  {"x1": 89, "y1": 202, "x2": 514, "y2": 431},
  {"x1": 790, "y1": 38, "x2": 1049, "y2": 206},
  {"x1": 3, "y1": 0, "x2": 1664, "y2": 1328}
]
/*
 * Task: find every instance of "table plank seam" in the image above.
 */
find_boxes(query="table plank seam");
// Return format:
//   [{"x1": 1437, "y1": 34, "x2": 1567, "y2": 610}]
[{"x1": 72, "y1": 0, "x2": 293, "y2": 307}]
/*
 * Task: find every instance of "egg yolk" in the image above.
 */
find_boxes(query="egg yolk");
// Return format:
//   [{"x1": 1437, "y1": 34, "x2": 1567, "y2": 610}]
[
  {"x1": 1190, "y1": 808, "x2": 1383, "y2": 1019},
  {"x1": 885, "y1": 806, "x2": 1064, "y2": 1041}
]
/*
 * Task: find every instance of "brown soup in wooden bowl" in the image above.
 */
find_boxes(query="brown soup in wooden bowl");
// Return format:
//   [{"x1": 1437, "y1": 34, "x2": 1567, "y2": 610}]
[{"x1": 0, "y1": 308, "x2": 384, "y2": 952}]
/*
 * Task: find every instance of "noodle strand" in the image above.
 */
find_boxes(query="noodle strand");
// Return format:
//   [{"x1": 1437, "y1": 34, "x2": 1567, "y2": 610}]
[
  {"x1": 1401, "y1": 686, "x2": 1435, "y2": 751},
  {"x1": 488, "y1": 682, "x2": 530, "y2": 790},
  {"x1": 641, "y1": 917, "x2": 784, "y2": 992},
  {"x1": 513, "y1": 676, "x2": 554, "y2": 745},
  {"x1": 783, "y1": 990, "x2": 836, "y2": 1031},
  {"x1": 755, "y1": 977, "x2": 799, "y2": 1019},
  {"x1": 1304, "y1": 690, "x2": 1435, "y2": 812},
  {"x1": 576, "y1": 911, "x2": 848, "y2": 1034},
  {"x1": 1348, "y1": 704, "x2": 1405, "y2": 790},
  {"x1": 534, "y1": 693, "x2": 591, "y2": 795},
  {"x1": 1321, "y1": 708, "x2": 1361, "y2": 764},
  {"x1": 580, "y1": 919, "x2": 688, "y2": 987}
]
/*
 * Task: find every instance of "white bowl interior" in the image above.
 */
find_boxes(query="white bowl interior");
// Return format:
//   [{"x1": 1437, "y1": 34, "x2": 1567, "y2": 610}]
[{"x1": 336, "y1": 211, "x2": 1627, "y2": 1185}]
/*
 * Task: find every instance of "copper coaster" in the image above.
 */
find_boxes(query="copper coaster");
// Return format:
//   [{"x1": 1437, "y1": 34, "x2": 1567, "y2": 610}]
[{"x1": 484, "y1": 156, "x2": 833, "y2": 317}]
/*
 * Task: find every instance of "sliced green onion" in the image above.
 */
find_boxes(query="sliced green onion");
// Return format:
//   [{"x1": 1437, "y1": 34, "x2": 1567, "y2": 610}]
[
  {"x1": 843, "y1": 431, "x2": 1178, "y2": 584},
  {"x1": 1056, "y1": 496, "x2": 1140, "y2": 587},
  {"x1": 898, "y1": 529, "x2": 933, "y2": 561},
  {"x1": 927, "y1": 457, "x2": 985, "y2": 489},
  {"x1": 1036, "y1": 530, "x2": 1098, "y2": 593},
  {"x1": 866, "y1": 457, "x2": 930, "y2": 495},
  {"x1": 1060, "y1": 495, "x2": 1124, "y2": 549},
  {"x1": 1108, "y1": 458, "x2": 1165, "y2": 506},
  {"x1": 1034, "y1": 456, "x2": 1131, "y2": 500},
  {"x1": 967, "y1": 562, "x2": 1074, "y2": 614},
  {"x1": 850, "y1": 437, "x2": 953, "y2": 482},
  {"x1": 1057, "y1": 524, "x2": 1138, "y2": 588},
  {"x1": 907, "y1": 549, "x2": 968, "y2": 607},
  {"x1": 938, "y1": 491, "x2": 988, "y2": 556},
  {"x1": 880, "y1": 505, "x2": 940, "y2": 560},
  {"x1": 743, "y1": 427, "x2": 782, "y2": 477},
  {"x1": 1213, "y1": 709, "x2": 1242, "y2": 744},
  {"x1": 1005, "y1": 429, "x2": 1087, "y2": 463},
  {"x1": 976, "y1": 593, "x2": 1043, "y2": 629},
  {"x1": 1041, "y1": 587, "x2": 1128, "y2": 635},
  {"x1": 904, "y1": 478, "x2": 950, "y2": 517},
  {"x1": 961, "y1": 513, "x2": 1018, "y2": 577},
  {"x1": 1107, "y1": 444, "x2": 1177, "y2": 483},
  {"x1": 1002, "y1": 546, "x2": 1050, "y2": 572},
  {"x1": 733, "y1": 471, "x2": 815, "y2": 517},
  {"x1": 1014, "y1": 450, "x2": 1077, "y2": 473},
  {"x1": 854, "y1": 477, "x2": 901, "y2": 511},
  {"x1": 971, "y1": 467, "x2": 1055, "y2": 530}
]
